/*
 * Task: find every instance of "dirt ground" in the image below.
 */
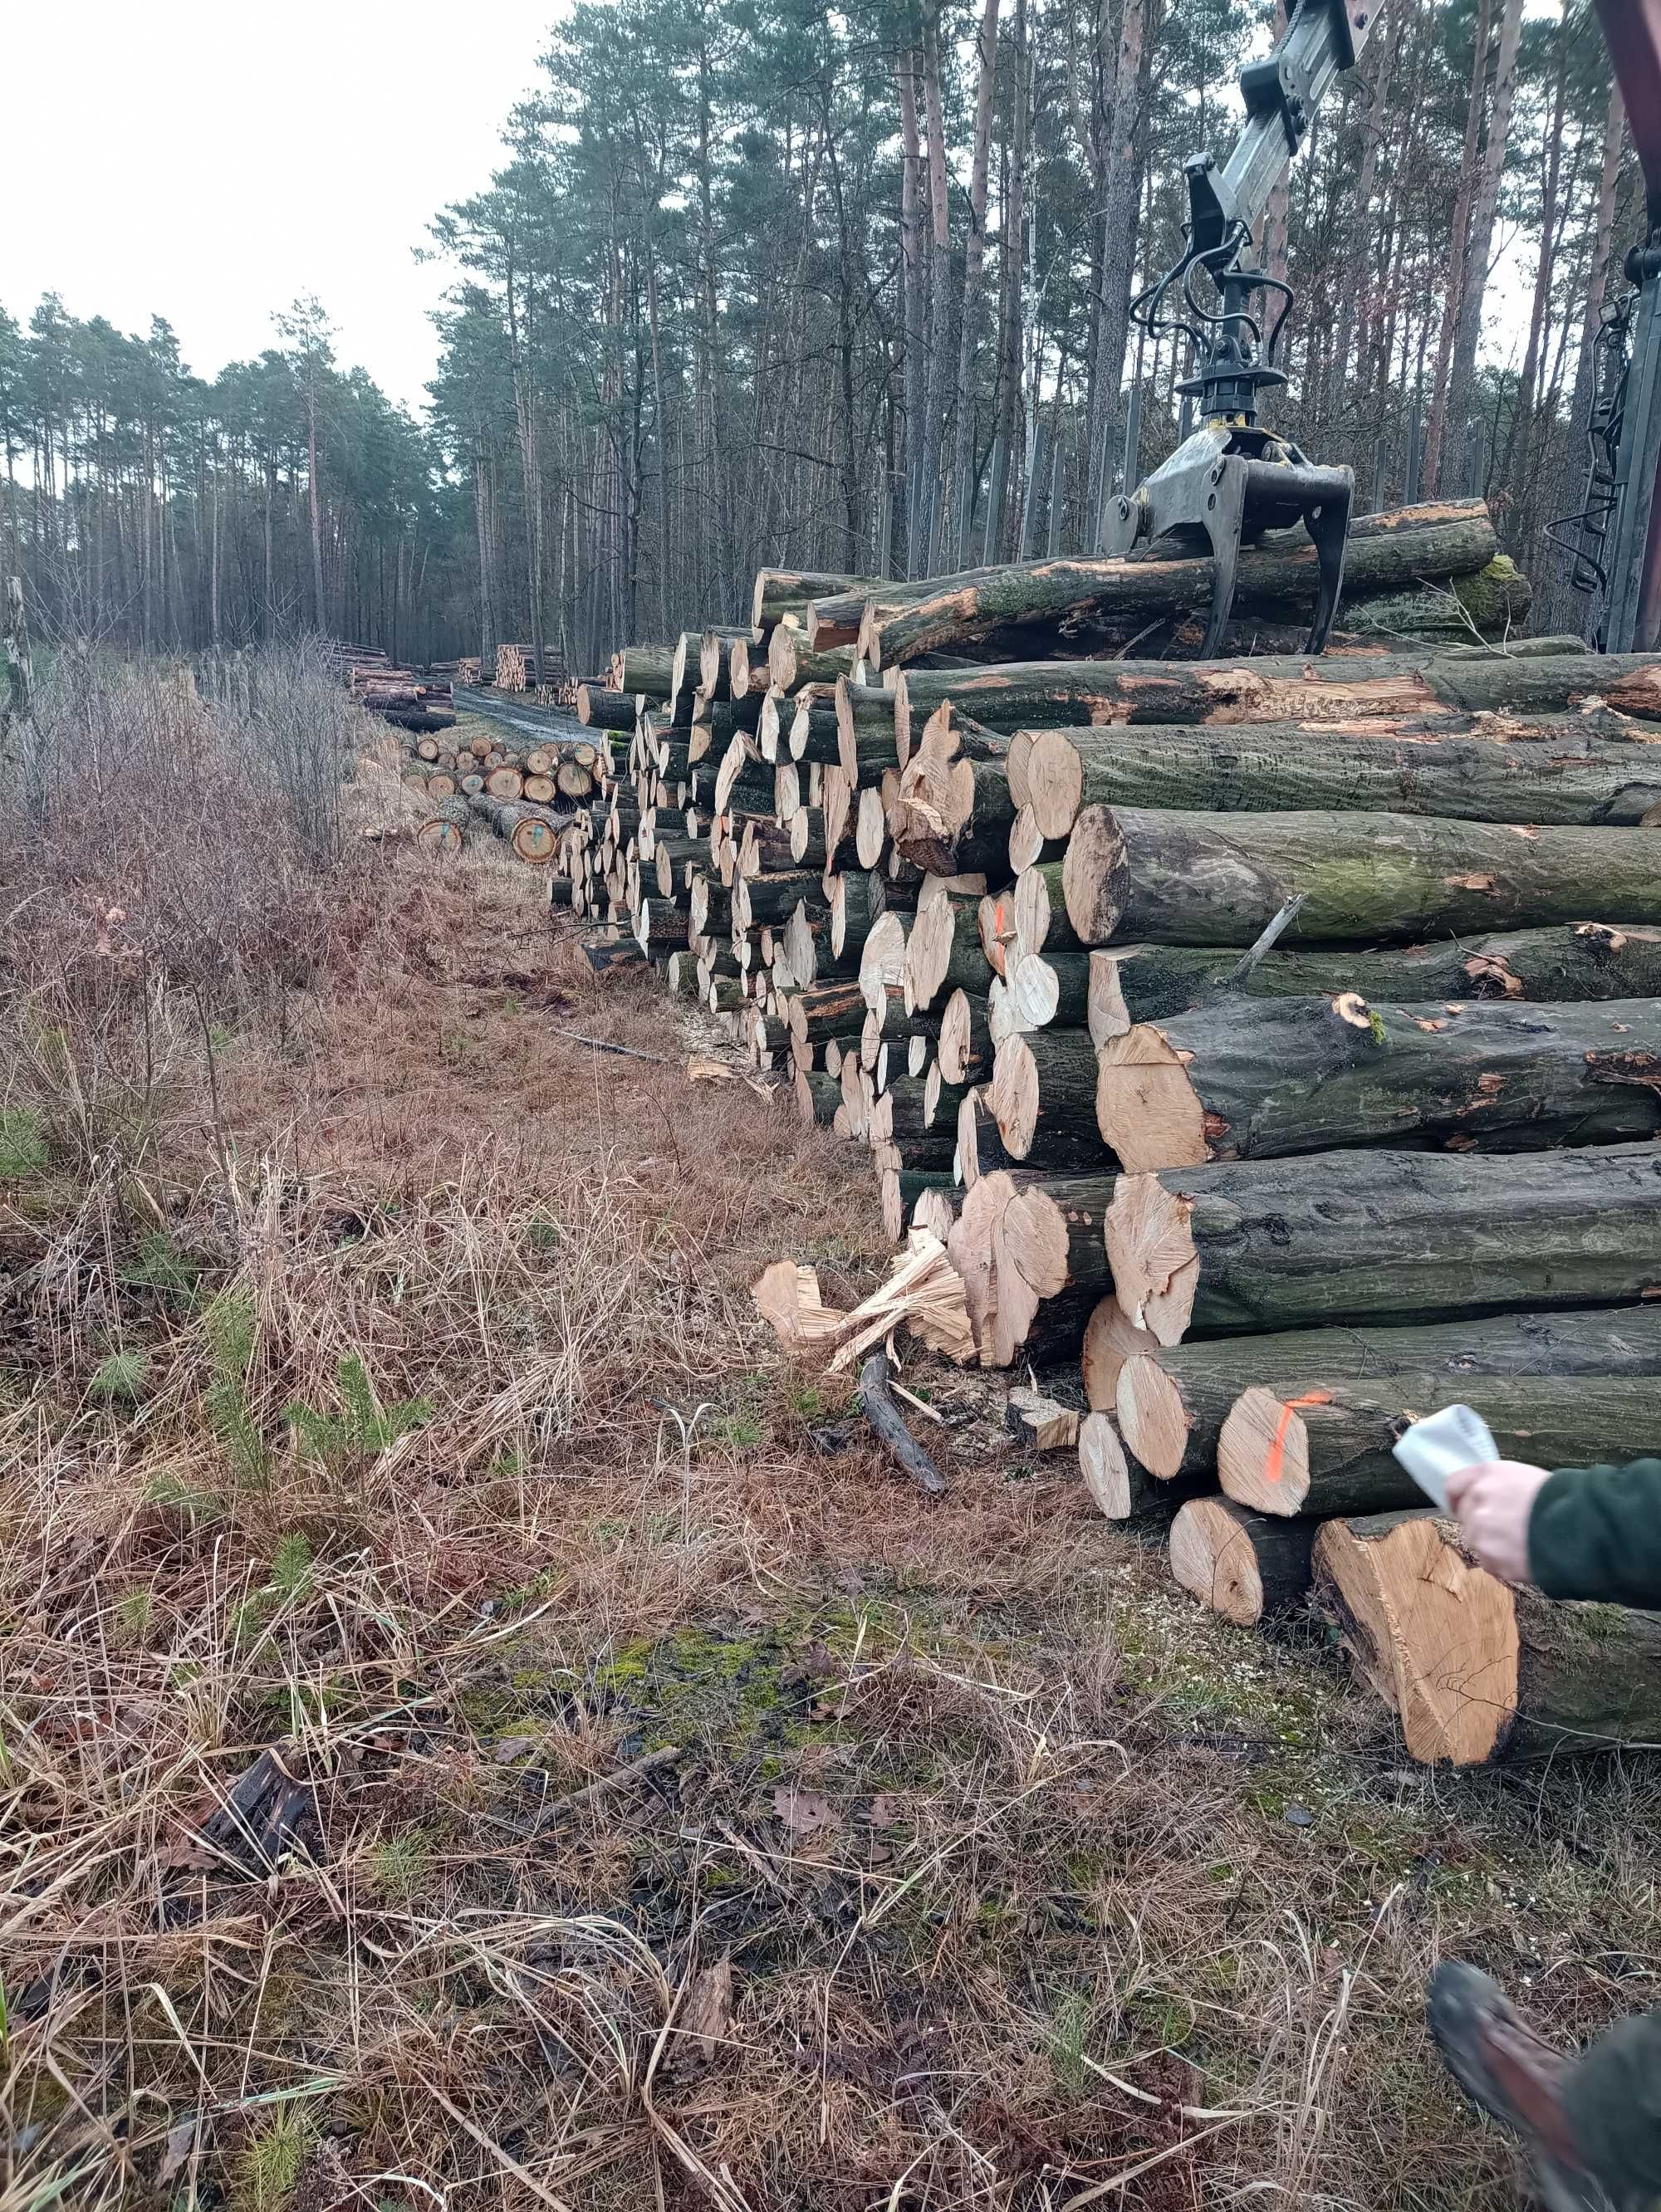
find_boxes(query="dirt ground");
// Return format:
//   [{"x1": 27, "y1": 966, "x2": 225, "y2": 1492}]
[{"x1": 3, "y1": 799, "x2": 1659, "y2": 2212}]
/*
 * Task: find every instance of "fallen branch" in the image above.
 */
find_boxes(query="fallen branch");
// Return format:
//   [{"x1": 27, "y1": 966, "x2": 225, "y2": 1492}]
[
  {"x1": 858, "y1": 1352, "x2": 946, "y2": 1494},
  {"x1": 549, "y1": 1028, "x2": 673, "y2": 1064}
]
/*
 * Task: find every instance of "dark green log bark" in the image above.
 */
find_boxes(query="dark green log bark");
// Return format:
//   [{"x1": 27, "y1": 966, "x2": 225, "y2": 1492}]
[
  {"x1": 1104, "y1": 1140, "x2": 1661, "y2": 1346},
  {"x1": 1025, "y1": 721, "x2": 1661, "y2": 839},
  {"x1": 1063, "y1": 805, "x2": 1661, "y2": 948},
  {"x1": 613, "y1": 646, "x2": 674, "y2": 699},
  {"x1": 1220, "y1": 1373, "x2": 1659, "y2": 1520},
  {"x1": 1314, "y1": 1510, "x2": 1661, "y2": 1765},
  {"x1": 1097, "y1": 993, "x2": 1661, "y2": 1171},
  {"x1": 987, "y1": 1028, "x2": 1101, "y2": 1159},
  {"x1": 892, "y1": 650, "x2": 1661, "y2": 739},
  {"x1": 575, "y1": 685, "x2": 639, "y2": 732},
  {"x1": 1117, "y1": 1304, "x2": 1661, "y2": 1483},
  {"x1": 866, "y1": 503, "x2": 1502, "y2": 670},
  {"x1": 1085, "y1": 927, "x2": 1661, "y2": 1036}
]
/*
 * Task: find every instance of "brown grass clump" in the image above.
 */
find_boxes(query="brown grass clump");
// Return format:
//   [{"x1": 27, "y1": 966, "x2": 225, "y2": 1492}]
[{"x1": 1, "y1": 656, "x2": 1658, "y2": 2210}]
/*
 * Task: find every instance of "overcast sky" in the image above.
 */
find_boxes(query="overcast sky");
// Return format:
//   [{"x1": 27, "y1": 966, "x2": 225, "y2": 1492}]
[{"x1": 0, "y1": 0, "x2": 554, "y2": 414}]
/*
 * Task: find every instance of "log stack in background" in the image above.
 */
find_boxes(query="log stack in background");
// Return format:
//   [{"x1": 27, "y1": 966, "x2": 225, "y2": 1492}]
[{"x1": 534, "y1": 502, "x2": 1661, "y2": 1769}]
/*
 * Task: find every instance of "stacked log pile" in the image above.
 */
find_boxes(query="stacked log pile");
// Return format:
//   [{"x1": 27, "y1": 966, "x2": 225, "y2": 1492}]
[
  {"x1": 541, "y1": 506, "x2": 1661, "y2": 1766},
  {"x1": 327, "y1": 642, "x2": 457, "y2": 734},
  {"x1": 381, "y1": 707, "x2": 610, "y2": 860}
]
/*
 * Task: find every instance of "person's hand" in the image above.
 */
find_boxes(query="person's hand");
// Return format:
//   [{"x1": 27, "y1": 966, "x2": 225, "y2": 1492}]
[{"x1": 1443, "y1": 1460, "x2": 1553, "y2": 1585}]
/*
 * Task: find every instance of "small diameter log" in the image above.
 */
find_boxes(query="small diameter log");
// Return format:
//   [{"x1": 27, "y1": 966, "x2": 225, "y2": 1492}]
[
  {"x1": 769, "y1": 629, "x2": 856, "y2": 693},
  {"x1": 1006, "y1": 1387, "x2": 1080, "y2": 1451},
  {"x1": 859, "y1": 910, "x2": 909, "y2": 1011},
  {"x1": 636, "y1": 898, "x2": 690, "y2": 952},
  {"x1": 945, "y1": 1170, "x2": 1116, "y2": 1367},
  {"x1": 1095, "y1": 993, "x2": 1661, "y2": 1172},
  {"x1": 1169, "y1": 1497, "x2": 1318, "y2": 1625},
  {"x1": 1063, "y1": 805, "x2": 1661, "y2": 949},
  {"x1": 1313, "y1": 1510, "x2": 1661, "y2": 1765},
  {"x1": 1077, "y1": 1412, "x2": 1183, "y2": 1520},
  {"x1": 882, "y1": 1167, "x2": 958, "y2": 1241},
  {"x1": 755, "y1": 568, "x2": 887, "y2": 638},
  {"x1": 1023, "y1": 722, "x2": 1661, "y2": 841},
  {"x1": 938, "y1": 991, "x2": 993, "y2": 1085},
  {"x1": 858, "y1": 1353, "x2": 946, "y2": 1494},
  {"x1": 1219, "y1": 1373, "x2": 1659, "y2": 1521},
  {"x1": 904, "y1": 893, "x2": 994, "y2": 1011},
  {"x1": 1116, "y1": 1304, "x2": 1661, "y2": 1485},
  {"x1": 1103, "y1": 1140, "x2": 1661, "y2": 1347}
]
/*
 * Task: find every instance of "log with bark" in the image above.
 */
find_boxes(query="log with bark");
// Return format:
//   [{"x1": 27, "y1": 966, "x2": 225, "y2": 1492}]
[
  {"x1": 1114, "y1": 1304, "x2": 1661, "y2": 1482},
  {"x1": 945, "y1": 1168, "x2": 1117, "y2": 1366},
  {"x1": 1219, "y1": 1372, "x2": 1656, "y2": 1520},
  {"x1": 889, "y1": 649, "x2": 1661, "y2": 743},
  {"x1": 1169, "y1": 1498, "x2": 1318, "y2": 1627},
  {"x1": 1314, "y1": 1510, "x2": 1661, "y2": 1764},
  {"x1": 754, "y1": 569, "x2": 889, "y2": 639},
  {"x1": 1022, "y1": 719, "x2": 1661, "y2": 840},
  {"x1": 1094, "y1": 992, "x2": 1661, "y2": 1172},
  {"x1": 1083, "y1": 925, "x2": 1661, "y2": 1035},
  {"x1": 1101, "y1": 1140, "x2": 1661, "y2": 1346},
  {"x1": 860, "y1": 502, "x2": 1503, "y2": 670},
  {"x1": 576, "y1": 684, "x2": 639, "y2": 732},
  {"x1": 1061, "y1": 805, "x2": 1661, "y2": 949}
]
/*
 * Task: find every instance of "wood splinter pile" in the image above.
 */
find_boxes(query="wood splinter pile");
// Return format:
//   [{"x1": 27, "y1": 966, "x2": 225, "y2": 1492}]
[{"x1": 553, "y1": 498, "x2": 1661, "y2": 1767}]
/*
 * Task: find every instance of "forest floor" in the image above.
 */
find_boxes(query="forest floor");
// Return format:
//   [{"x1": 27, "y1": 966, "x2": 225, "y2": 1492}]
[{"x1": 3, "y1": 748, "x2": 1659, "y2": 2212}]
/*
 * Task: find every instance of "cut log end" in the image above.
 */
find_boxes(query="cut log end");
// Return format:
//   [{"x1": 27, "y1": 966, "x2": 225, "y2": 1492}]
[
  {"x1": 1313, "y1": 1513, "x2": 1517, "y2": 1765},
  {"x1": 1078, "y1": 1412, "x2": 1134, "y2": 1519},
  {"x1": 1102, "y1": 1174, "x2": 1198, "y2": 1345},
  {"x1": 1115, "y1": 1353, "x2": 1194, "y2": 1479},
  {"x1": 1095, "y1": 1025, "x2": 1208, "y2": 1171},
  {"x1": 1170, "y1": 1497, "x2": 1316, "y2": 1628},
  {"x1": 1218, "y1": 1386, "x2": 1314, "y2": 1516},
  {"x1": 1081, "y1": 1299, "x2": 1163, "y2": 1412}
]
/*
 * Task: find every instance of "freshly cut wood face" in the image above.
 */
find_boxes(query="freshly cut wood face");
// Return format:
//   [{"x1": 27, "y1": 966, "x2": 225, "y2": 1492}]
[
  {"x1": 1078, "y1": 1412, "x2": 1132, "y2": 1518},
  {"x1": 1095, "y1": 1025, "x2": 1208, "y2": 1172},
  {"x1": 1102, "y1": 1176, "x2": 1198, "y2": 1344},
  {"x1": 1169, "y1": 1498, "x2": 1265, "y2": 1627},
  {"x1": 1081, "y1": 1301, "x2": 1162, "y2": 1413},
  {"x1": 1315, "y1": 1515, "x2": 1518, "y2": 1765}
]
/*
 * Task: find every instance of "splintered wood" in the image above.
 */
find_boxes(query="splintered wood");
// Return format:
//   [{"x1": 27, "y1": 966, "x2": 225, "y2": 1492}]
[{"x1": 750, "y1": 1231, "x2": 975, "y2": 1372}]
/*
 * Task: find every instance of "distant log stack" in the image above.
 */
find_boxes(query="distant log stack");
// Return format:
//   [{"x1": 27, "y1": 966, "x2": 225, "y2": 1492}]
[{"x1": 507, "y1": 506, "x2": 1661, "y2": 1769}]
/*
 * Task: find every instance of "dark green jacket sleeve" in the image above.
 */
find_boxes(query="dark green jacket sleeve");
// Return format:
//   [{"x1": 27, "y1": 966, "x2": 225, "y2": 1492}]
[{"x1": 1528, "y1": 1459, "x2": 1661, "y2": 1608}]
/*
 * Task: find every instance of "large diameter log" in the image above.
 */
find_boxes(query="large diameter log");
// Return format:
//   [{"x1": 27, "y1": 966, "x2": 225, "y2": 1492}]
[
  {"x1": 1095, "y1": 993, "x2": 1661, "y2": 1171},
  {"x1": 1115, "y1": 1304, "x2": 1661, "y2": 1483},
  {"x1": 576, "y1": 684, "x2": 639, "y2": 732},
  {"x1": 1169, "y1": 1499, "x2": 1317, "y2": 1627},
  {"x1": 862, "y1": 503, "x2": 1502, "y2": 670},
  {"x1": 615, "y1": 646, "x2": 674, "y2": 700},
  {"x1": 1085, "y1": 926, "x2": 1661, "y2": 1034},
  {"x1": 904, "y1": 894, "x2": 994, "y2": 1011},
  {"x1": 1078, "y1": 1412, "x2": 1181, "y2": 1520},
  {"x1": 1220, "y1": 1373, "x2": 1659, "y2": 1521},
  {"x1": 1061, "y1": 805, "x2": 1661, "y2": 949},
  {"x1": 1313, "y1": 1510, "x2": 1661, "y2": 1765},
  {"x1": 945, "y1": 1170, "x2": 1117, "y2": 1367},
  {"x1": 889, "y1": 756, "x2": 1017, "y2": 875},
  {"x1": 1102, "y1": 1141, "x2": 1661, "y2": 1347},
  {"x1": 1024, "y1": 721, "x2": 1661, "y2": 841},
  {"x1": 890, "y1": 650, "x2": 1661, "y2": 737},
  {"x1": 938, "y1": 991, "x2": 993, "y2": 1085}
]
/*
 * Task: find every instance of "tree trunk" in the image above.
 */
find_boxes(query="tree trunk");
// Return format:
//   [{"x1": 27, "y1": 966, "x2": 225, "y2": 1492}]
[
  {"x1": 1314, "y1": 1510, "x2": 1661, "y2": 1765},
  {"x1": 897, "y1": 46, "x2": 926, "y2": 575},
  {"x1": 863, "y1": 502, "x2": 1501, "y2": 669},
  {"x1": 950, "y1": 0, "x2": 1002, "y2": 566},
  {"x1": 1061, "y1": 803, "x2": 1661, "y2": 949},
  {"x1": 1330, "y1": 7, "x2": 1401, "y2": 406},
  {"x1": 1086, "y1": 0, "x2": 1148, "y2": 544},
  {"x1": 1096, "y1": 991, "x2": 1661, "y2": 1172},
  {"x1": 1222, "y1": 1373, "x2": 1659, "y2": 1521},
  {"x1": 945, "y1": 1167, "x2": 1117, "y2": 1367},
  {"x1": 1115, "y1": 1304, "x2": 1661, "y2": 1483},
  {"x1": 1423, "y1": 0, "x2": 1492, "y2": 496},
  {"x1": 1026, "y1": 717, "x2": 1661, "y2": 841},
  {"x1": 1443, "y1": 0, "x2": 1525, "y2": 491},
  {"x1": 1084, "y1": 923, "x2": 1661, "y2": 1034},
  {"x1": 1169, "y1": 1497, "x2": 1316, "y2": 1627},
  {"x1": 1101, "y1": 1138, "x2": 1661, "y2": 1346},
  {"x1": 894, "y1": 649, "x2": 1661, "y2": 747}
]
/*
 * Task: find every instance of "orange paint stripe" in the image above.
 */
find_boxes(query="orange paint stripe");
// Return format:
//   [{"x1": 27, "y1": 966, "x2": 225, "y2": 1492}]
[{"x1": 1262, "y1": 1390, "x2": 1332, "y2": 1485}]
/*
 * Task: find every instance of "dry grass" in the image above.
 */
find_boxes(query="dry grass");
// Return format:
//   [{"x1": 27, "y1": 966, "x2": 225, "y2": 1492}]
[{"x1": 1, "y1": 660, "x2": 1659, "y2": 2210}]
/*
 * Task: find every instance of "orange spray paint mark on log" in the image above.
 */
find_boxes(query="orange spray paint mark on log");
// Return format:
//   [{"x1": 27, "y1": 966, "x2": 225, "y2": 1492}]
[{"x1": 1262, "y1": 1390, "x2": 1334, "y2": 1484}]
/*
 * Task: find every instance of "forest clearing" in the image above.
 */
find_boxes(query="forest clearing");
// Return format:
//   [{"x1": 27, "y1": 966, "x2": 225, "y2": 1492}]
[{"x1": 0, "y1": 581, "x2": 1656, "y2": 2207}]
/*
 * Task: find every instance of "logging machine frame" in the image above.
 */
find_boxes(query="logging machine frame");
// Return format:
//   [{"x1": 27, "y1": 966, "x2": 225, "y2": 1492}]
[
  {"x1": 1553, "y1": 0, "x2": 1661, "y2": 654},
  {"x1": 1102, "y1": 0, "x2": 1374, "y2": 657}
]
